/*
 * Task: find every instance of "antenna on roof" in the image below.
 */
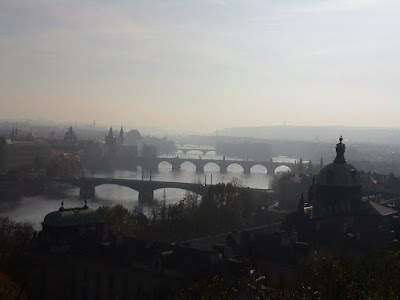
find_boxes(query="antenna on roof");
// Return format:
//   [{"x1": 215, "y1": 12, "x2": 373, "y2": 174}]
[
  {"x1": 83, "y1": 195, "x2": 88, "y2": 209},
  {"x1": 59, "y1": 201, "x2": 65, "y2": 211}
]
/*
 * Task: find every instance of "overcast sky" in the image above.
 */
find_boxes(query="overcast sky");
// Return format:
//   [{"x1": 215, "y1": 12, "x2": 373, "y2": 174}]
[{"x1": 1, "y1": 0, "x2": 400, "y2": 132}]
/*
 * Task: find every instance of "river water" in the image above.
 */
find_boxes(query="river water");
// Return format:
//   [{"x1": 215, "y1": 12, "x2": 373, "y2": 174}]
[{"x1": 0, "y1": 150, "x2": 295, "y2": 230}]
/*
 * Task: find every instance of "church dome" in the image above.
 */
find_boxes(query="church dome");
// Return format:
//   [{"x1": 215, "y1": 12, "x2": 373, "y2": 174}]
[
  {"x1": 316, "y1": 136, "x2": 360, "y2": 187},
  {"x1": 125, "y1": 129, "x2": 143, "y2": 146},
  {"x1": 64, "y1": 126, "x2": 78, "y2": 145},
  {"x1": 317, "y1": 163, "x2": 360, "y2": 187},
  {"x1": 126, "y1": 129, "x2": 142, "y2": 141}
]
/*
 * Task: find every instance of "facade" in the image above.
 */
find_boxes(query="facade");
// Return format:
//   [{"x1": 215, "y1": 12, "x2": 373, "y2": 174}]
[
  {"x1": 29, "y1": 204, "x2": 223, "y2": 299},
  {"x1": 0, "y1": 137, "x2": 51, "y2": 174}
]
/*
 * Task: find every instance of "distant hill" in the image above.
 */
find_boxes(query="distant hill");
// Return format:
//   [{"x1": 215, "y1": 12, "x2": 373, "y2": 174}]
[{"x1": 219, "y1": 126, "x2": 400, "y2": 144}]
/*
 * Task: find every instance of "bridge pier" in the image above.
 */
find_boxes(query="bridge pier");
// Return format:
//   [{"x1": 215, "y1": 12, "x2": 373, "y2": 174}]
[
  {"x1": 171, "y1": 161, "x2": 181, "y2": 172},
  {"x1": 80, "y1": 185, "x2": 95, "y2": 199},
  {"x1": 196, "y1": 165, "x2": 204, "y2": 173},
  {"x1": 139, "y1": 188, "x2": 154, "y2": 204},
  {"x1": 220, "y1": 165, "x2": 228, "y2": 173},
  {"x1": 243, "y1": 166, "x2": 251, "y2": 175},
  {"x1": 172, "y1": 165, "x2": 180, "y2": 172}
]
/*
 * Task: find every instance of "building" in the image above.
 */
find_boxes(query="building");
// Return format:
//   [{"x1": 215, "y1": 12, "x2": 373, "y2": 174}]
[
  {"x1": 299, "y1": 136, "x2": 398, "y2": 250},
  {"x1": 29, "y1": 204, "x2": 223, "y2": 299},
  {"x1": 311, "y1": 135, "x2": 362, "y2": 220},
  {"x1": 124, "y1": 129, "x2": 143, "y2": 146},
  {"x1": 105, "y1": 127, "x2": 116, "y2": 149},
  {"x1": 63, "y1": 126, "x2": 78, "y2": 147},
  {"x1": 0, "y1": 137, "x2": 51, "y2": 174},
  {"x1": 38, "y1": 202, "x2": 104, "y2": 250},
  {"x1": 117, "y1": 126, "x2": 124, "y2": 147}
]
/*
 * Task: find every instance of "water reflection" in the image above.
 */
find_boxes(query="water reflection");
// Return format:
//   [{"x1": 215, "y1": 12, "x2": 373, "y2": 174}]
[{"x1": 0, "y1": 153, "x2": 296, "y2": 229}]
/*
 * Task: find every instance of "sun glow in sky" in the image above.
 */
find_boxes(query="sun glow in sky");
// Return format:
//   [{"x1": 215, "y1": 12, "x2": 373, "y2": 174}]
[{"x1": 1, "y1": 0, "x2": 400, "y2": 132}]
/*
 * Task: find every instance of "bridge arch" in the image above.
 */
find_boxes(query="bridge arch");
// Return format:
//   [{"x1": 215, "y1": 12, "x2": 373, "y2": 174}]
[
  {"x1": 204, "y1": 162, "x2": 220, "y2": 172},
  {"x1": 274, "y1": 165, "x2": 292, "y2": 175},
  {"x1": 94, "y1": 184, "x2": 139, "y2": 201},
  {"x1": 205, "y1": 150, "x2": 216, "y2": 155},
  {"x1": 250, "y1": 164, "x2": 268, "y2": 174},
  {"x1": 227, "y1": 163, "x2": 245, "y2": 173},
  {"x1": 158, "y1": 160, "x2": 173, "y2": 171},
  {"x1": 185, "y1": 150, "x2": 204, "y2": 155},
  {"x1": 180, "y1": 161, "x2": 197, "y2": 172}
]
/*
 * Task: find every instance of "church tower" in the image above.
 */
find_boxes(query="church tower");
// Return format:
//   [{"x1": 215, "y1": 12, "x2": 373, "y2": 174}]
[
  {"x1": 311, "y1": 136, "x2": 361, "y2": 220},
  {"x1": 105, "y1": 127, "x2": 116, "y2": 148},
  {"x1": 117, "y1": 126, "x2": 124, "y2": 147}
]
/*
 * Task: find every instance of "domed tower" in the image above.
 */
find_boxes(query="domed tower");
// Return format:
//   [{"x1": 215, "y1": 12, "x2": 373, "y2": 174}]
[
  {"x1": 63, "y1": 126, "x2": 78, "y2": 146},
  {"x1": 312, "y1": 136, "x2": 361, "y2": 219}
]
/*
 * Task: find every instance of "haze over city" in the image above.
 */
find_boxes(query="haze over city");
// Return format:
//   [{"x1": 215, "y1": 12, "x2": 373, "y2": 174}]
[
  {"x1": 4, "y1": 1, "x2": 400, "y2": 299},
  {"x1": 2, "y1": 0, "x2": 400, "y2": 132}
]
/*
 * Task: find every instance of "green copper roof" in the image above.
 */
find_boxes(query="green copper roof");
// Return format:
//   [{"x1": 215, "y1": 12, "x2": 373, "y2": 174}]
[
  {"x1": 42, "y1": 207, "x2": 103, "y2": 227},
  {"x1": 317, "y1": 162, "x2": 361, "y2": 187}
]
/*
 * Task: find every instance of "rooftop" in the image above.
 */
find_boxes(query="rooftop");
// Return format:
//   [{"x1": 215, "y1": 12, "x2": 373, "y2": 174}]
[{"x1": 42, "y1": 204, "x2": 103, "y2": 227}]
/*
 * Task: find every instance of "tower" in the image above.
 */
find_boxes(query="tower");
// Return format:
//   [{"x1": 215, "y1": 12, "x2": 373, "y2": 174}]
[
  {"x1": 105, "y1": 127, "x2": 117, "y2": 169},
  {"x1": 117, "y1": 126, "x2": 124, "y2": 147},
  {"x1": 312, "y1": 136, "x2": 361, "y2": 220},
  {"x1": 105, "y1": 127, "x2": 116, "y2": 148}
]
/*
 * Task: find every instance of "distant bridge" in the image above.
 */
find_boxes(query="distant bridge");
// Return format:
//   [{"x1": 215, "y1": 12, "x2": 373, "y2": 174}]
[
  {"x1": 176, "y1": 146, "x2": 216, "y2": 155},
  {"x1": 42, "y1": 177, "x2": 274, "y2": 204},
  {"x1": 136, "y1": 157, "x2": 296, "y2": 175}
]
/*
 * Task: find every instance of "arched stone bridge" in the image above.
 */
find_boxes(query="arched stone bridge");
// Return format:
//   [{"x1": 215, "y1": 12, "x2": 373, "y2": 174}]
[
  {"x1": 138, "y1": 157, "x2": 296, "y2": 174},
  {"x1": 176, "y1": 146, "x2": 216, "y2": 155},
  {"x1": 48, "y1": 177, "x2": 274, "y2": 204}
]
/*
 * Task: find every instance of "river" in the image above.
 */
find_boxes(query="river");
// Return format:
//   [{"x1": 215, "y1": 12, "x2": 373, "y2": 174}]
[{"x1": 0, "y1": 150, "x2": 295, "y2": 229}]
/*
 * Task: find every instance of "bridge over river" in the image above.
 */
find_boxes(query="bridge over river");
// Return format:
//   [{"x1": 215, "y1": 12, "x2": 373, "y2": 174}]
[
  {"x1": 41, "y1": 177, "x2": 274, "y2": 204},
  {"x1": 176, "y1": 145, "x2": 216, "y2": 155},
  {"x1": 135, "y1": 156, "x2": 297, "y2": 174}
]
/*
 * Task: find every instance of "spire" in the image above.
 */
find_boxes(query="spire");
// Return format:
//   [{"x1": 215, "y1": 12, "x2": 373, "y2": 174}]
[
  {"x1": 108, "y1": 127, "x2": 113, "y2": 136},
  {"x1": 117, "y1": 126, "x2": 125, "y2": 146},
  {"x1": 334, "y1": 135, "x2": 346, "y2": 164}
]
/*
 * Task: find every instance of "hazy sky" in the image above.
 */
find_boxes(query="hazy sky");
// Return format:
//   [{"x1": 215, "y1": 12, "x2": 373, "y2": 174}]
[{"x1": 1, "y1": 0, "x2": 400, "y2": 132}]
